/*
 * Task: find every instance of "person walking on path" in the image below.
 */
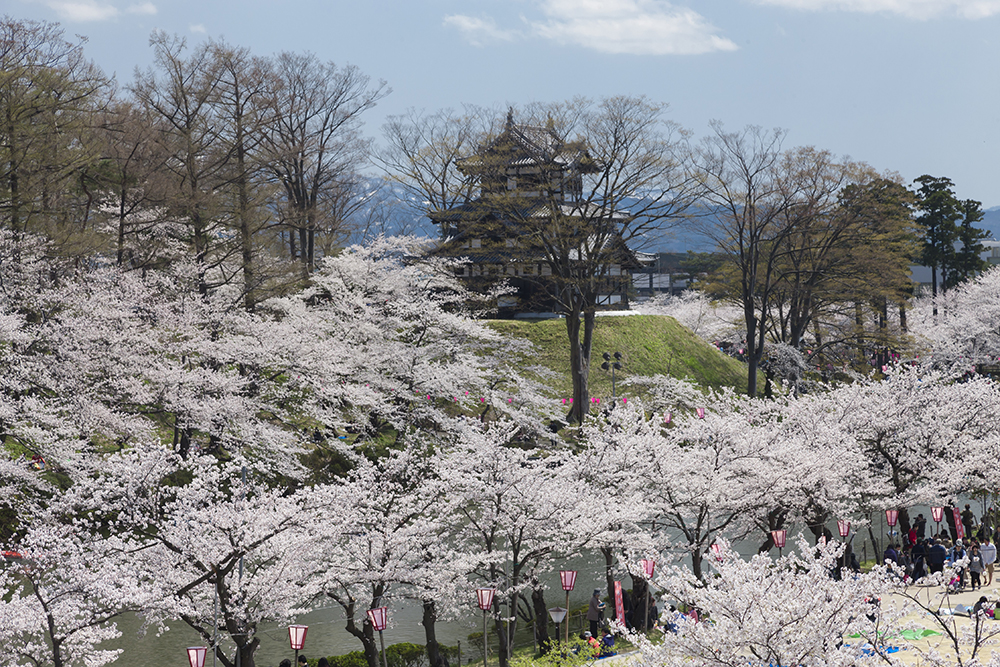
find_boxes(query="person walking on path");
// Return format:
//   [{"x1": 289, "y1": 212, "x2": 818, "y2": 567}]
[
  {"x1": 970, "y1": 544, "x2": 985, "y2": 590},
  {"x1": 982, "y1": 536, "x2": 997, "y2": 585},
  {"x1": 587, "y1": 589, "x2": 604, "y2": 639},
  {"x1": 927, "y1": 539, "x2": 947, "y2": 574}
]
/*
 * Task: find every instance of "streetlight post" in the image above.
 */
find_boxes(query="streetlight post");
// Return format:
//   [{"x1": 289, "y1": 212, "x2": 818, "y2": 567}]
[
  {"x1": 476, "y1": 588, "x2": 496, "y2": 667},
  {"x1": 288, "y1": 625, "x2": 308, "y2": 667},
  {"x1": 559, "y1": 570, "x2": 576, "y2": 646},
  {"x1": 367, "y1": 607, "x2": 389, "y2": 667},
  {"x1": 601, "y1": 352, "x2": 623, "y2": 399},
  {"x1": 771, "y1": 529, "x2": 787, "y2": 558},
  {"x1": 547, "y1": 607, "x2": 567, "y2": 652},
  {"x1": 932, "y1": 506, "x2": 944, "y2": 538},
  {"x1": 187, "y1": 647, "x2": 208, "y2": 667}
]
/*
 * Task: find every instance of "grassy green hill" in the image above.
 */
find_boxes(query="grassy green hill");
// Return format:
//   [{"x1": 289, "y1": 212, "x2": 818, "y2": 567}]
[{"x1": 487, "y1": 314, "x2": 752, "y2": 400}]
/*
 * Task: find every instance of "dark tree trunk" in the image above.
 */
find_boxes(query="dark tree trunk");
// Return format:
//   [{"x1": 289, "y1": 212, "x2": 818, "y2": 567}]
[
  {"x1": 530, "y1": 585, "x2": 550, "y2": 653},
  {"x1": 601, "y1": 546, "x2": 615, "y2": 623},
  {"x1": 566, "y1": 307, "x2": 595, "y2": 423},
  {"x1": 422, "y1": 599, "x2": 443, "y2": 667}
]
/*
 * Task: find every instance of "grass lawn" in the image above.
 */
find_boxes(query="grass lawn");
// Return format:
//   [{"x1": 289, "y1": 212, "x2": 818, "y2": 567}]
[{"x1": 487, "y1": 314, "x2": 754, "y2": 400}]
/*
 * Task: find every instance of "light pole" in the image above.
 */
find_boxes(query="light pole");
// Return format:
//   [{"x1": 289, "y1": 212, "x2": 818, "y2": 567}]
[
  {"x1": 601, "y1": 352, "x2": 623, "y2": 399},
  {"x1": 771, "y1": 529, "x2": 787, "y2": 558},
  {"x1": 932, "y1": 506, "x2": 944, "y2": 538},
  {"x1": 367, "y1": 607, "x2": 389, "y2": 667},
  {"x1": 288, "y1": 625, "x2": 308, "y2": 667},
  {"x1": 547, "y1": 606, "x2": 567, "y2": 652},
  {"x1": 559, "y1": 570, "x2": 576, "y2": 646},
  {"x1": 476, "y1": 588, "x2": 495, "y2": 667},
  {"x1": 187, "y1": 647, "x2": 208, "y2": 667}
]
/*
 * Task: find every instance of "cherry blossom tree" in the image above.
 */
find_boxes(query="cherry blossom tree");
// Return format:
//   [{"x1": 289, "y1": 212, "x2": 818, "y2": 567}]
[
  {"x1": 630, "y1": 537, "x2": 902, "y2": 667},
  {"x1": 308, "y1": 444, "x2": 445, "y2": 667},
  {"x1": 66, "y1": 446, "x2": 318, "y2": 667},
  {"x1": 434, "y1": 419, "x2": 589, "y2": 667},
  {"x1": 0, "y1": 525, "x2": 161, "y2": 667},
  {"x1": 910, "y1": 265, "x2": 1000, "y2": 370}
]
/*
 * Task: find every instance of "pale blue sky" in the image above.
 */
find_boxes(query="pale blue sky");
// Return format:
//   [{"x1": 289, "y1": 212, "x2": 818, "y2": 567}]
[{"x1": 7, "y1": 0, "x2": 1000, "y2": 206}]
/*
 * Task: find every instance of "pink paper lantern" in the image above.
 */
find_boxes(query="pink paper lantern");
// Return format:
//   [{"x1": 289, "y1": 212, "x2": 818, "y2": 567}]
[
  {"x1": 885, "y1": 509, "x2": 899, "y2": 527},
  {"x1": 696, "y1": 407, "x2": 705, "y2": 419},
  {"x1": 771, "y1": 529, "x2": 787, "y2": 549},
  {"x1": 560, "y1": 570, "x2": 577, "y2": 591},
  {"x1": 367, "y1": 606, "x2": 388, "y2": 632},
  {"x1": 710, "y1": 543, "x2": 722, "y2": 559},
  {"x1": 288, "y1": 625, "x2": 308, "y2": 651},
  {"x1": 837, "y1": 520, "x2": 850, "y2": 538},
  {"x1": 639, "y1": 558, "x2": 655, "y2": 578},
  {"x1": 476, "y1": 587, "x2": 496, "y2": 611},
  {"x1": 187, "y1": 647, "x2": 208, "y2": 667},
  {"x1": 931, "y1": 506, "x2": 945, "y2": 523}
]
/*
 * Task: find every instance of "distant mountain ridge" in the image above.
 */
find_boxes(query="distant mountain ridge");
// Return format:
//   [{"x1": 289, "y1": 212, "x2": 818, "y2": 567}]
[{"x1": 982, "y1": 206, "x2": 1000, "y2": 241}]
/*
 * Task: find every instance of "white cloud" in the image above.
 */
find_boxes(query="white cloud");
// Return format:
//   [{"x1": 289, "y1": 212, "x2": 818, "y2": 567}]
[
  {"x1": 189, "y1": 23, "x2": 207, "y2": 34},
  {"x1": 45, "y1": 0, "x2": 119, "y2": 21},
  {"x1": 125, "y1": 2, "x2": 157, "y2": 15},
  {"x1": 443, "y1": 15, "x2": 520, "y2": 46},
  {"x1": 445, "y1": 0, "x2": 736, "y2": 55},
  {"x1": 528, "y1": 0, "x2": 738, "y2": 55},
  {"x1": 755, "y1": 0, "x2": 1000, "y2": 19}
]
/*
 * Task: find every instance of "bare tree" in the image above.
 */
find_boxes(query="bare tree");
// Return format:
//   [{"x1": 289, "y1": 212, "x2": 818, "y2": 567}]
[
  {"x1": 261, "y1": 53, "x2": 388, "y2": 276},
  {"x1": 694, "y1": 123, "x2": 801, "y2": 397},
  {"x1": 210, "y1": 39, "x2": 274, "y2": 309},
  {"x1": 0, "y1": 17, "x2": 111, "y2": 246},
  {"x1": 131, "y1": 32, "x2": 230, "y2": 297}
]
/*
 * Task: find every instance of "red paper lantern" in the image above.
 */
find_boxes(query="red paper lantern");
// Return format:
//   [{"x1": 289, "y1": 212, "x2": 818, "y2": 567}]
[
  {"x1": 367, "y1": 606, "x2": 388, "y2": 632},
  {"x1": 288, "y1": 625, "x2": 308, "y2": 651},
  {"x1": 885, "y1": 509, "x2": 899, "y2": 527},
  {"x1": 639, "y1": 558, "x2": 655, "y2": 578},
  {"x1": 560, "y1": 570, "x2": 577, "y2": 591},
  {"x1": 771, "y1": 529, "x2": 787, "y2": 549},
  {"x1": 187, "y1": 647, "x2": 208, "y2": 667},
  {"x1": 837, "y1": 520, "x2": 850, "y2": 538},
  {"x1": 476, "y1": 587, "x2": 496, "y2": 611}
]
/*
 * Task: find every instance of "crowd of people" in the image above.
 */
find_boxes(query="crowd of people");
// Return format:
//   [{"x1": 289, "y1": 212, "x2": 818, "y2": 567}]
[{"x1": 881, "y1": 506, "x2": 1000, "y2": 592}]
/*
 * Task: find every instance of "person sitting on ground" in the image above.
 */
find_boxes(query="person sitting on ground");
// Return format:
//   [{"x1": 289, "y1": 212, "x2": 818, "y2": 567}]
[
  {"x1": 600, "y1": 628, "x2": 616, "y2": 657},
  {"x1": 974, "y1": 595, "x2": 994, "y2": 618},
  {"x1": 583, "y1": 631, "x2": 601, "y2": 657}
]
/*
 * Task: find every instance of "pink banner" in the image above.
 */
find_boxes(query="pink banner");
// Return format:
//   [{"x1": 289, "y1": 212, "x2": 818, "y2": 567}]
[
  {"x1": 953, "y1": 508, "x2": 965, "y2": 540},
  {"x1": 614, "y1": 581, "x2": 624, "y2": 624}
]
